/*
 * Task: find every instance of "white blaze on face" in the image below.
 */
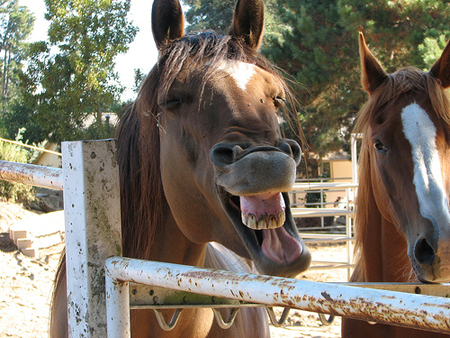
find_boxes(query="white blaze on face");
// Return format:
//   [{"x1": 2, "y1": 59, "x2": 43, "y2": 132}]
[
  {"x1": 218, "y1": 61, "x2": 256, "y2": 91},
  {"x1": 401, "y1": 102, "x2": 450, "y2": 225}
]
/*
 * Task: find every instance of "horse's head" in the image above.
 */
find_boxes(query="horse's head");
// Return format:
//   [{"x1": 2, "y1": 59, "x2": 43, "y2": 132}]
[
  {"x1": 358, "y1": 32, "x2": 450, "y2": 283},
  {"x1": 136, "y1": 0, "x2": 311, "y2": 277}
]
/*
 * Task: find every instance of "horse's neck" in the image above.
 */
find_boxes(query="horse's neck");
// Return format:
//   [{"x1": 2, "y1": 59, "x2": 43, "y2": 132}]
[
  {"x1": 148, "y1": 211, "x2": 208, "y2": 267},
  {"x1": 205, "y1": 242, "x2": 256, "y2": 273},
  {"x1": 359, "y1": 196, "x2": 412, "y2": 282}
]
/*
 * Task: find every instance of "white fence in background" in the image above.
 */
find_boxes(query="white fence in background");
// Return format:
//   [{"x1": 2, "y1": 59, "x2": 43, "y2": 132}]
[{"x1": 1, "y1": 139, "x2": 450, "y2": 337}]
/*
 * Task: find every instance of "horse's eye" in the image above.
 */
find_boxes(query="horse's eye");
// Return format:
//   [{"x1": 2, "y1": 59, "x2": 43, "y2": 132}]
[
  {"x1": 159, "y1": 98, "x2": 182, "y2": 110},
  {"x1": 373, "y1": 140, "x2": 388, "y2": 153},
  {"x1": 274, "y1": 96, "x2": 286, "y2": 108}
]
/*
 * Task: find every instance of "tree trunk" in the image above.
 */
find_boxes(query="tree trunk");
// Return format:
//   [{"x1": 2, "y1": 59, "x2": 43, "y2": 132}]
[
  {"x1": 2, "y1": 46, "x2": 8, "y2": 115},
  {"x1": 96, "y1": 101, "x2": 104, "y2": 137}
]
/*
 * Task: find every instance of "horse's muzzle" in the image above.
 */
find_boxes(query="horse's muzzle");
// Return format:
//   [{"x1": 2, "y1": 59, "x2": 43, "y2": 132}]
[
  {"x1": 210, "y1": 140, "x2": 301, "y2": 167},
  {"x1": 210, "y1": 140, "x2": 301, "y2": 196}
]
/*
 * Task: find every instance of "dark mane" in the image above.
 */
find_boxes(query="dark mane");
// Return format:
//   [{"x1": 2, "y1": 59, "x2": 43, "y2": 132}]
[
  {"x1": 352, "y1": 67, "x2": 450, "y2": 278},
  {"x1": 117, "y1": 31, "x2": 302, "y2": 259}
]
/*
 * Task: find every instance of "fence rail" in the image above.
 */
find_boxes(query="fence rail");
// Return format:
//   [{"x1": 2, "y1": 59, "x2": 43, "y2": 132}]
[
  {"x1": 105, "y1": 257, "x2": 450, "y2": 336},
  {"x1": 0, "y1": 160, "x2": 63, "y2": 190},
  {"x1": 0, "y1": 137, "x2": 62, "y2": 156}
]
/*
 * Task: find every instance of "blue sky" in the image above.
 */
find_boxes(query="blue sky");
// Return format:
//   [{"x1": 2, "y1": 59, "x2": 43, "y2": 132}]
[{"x1": 19, "y1": 0, "x2": 159, "y2": 101}]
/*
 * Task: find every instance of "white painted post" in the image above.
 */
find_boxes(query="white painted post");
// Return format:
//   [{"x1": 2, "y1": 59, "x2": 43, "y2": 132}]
[
  {"x1": 351, "y1": 133, "x2": 361, "y2": 184},
  {"x1": 62, "y1": 140, "x2": 122, "y2": 338}
]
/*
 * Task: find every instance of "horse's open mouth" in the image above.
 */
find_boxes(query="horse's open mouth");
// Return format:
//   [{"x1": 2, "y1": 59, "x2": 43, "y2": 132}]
[{"x1": 223, "y1": 190, "x2": 311, "y2": 277}]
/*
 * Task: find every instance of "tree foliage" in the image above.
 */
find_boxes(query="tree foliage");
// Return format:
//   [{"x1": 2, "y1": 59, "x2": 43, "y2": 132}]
[
  {"x1": 22, "y1": 0, "x2": 137, "y2": 143},
  {"x1": 0, "y1": 135, "x2": 35, "y2": 203},
  {"x1": 0, "y1": 0, "x2": 34, "y2": 138}
]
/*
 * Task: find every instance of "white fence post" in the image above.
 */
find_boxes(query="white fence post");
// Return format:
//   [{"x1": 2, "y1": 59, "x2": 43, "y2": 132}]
[{"x1": 62, "y1": 140, "x2": 122, "y2": 338}]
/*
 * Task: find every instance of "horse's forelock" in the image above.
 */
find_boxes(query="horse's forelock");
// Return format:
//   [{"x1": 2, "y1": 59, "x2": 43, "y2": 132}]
[{"x1": 355, "y1": 67, "x2": 450, "y2": 135}]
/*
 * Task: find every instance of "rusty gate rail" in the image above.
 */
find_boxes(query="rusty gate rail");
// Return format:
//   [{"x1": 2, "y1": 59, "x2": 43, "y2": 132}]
[
  {"x1": 105, "y1": 256, "x2": 450, "y2": 338},
  {"x1": 0, "y1": 160, "x2": 63, "y2": 190}
]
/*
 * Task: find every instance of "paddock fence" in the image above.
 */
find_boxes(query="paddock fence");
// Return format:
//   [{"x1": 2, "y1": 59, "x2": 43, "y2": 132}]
[{"x1": 1, "y1": 139, "x2": 450, "y2": 337}]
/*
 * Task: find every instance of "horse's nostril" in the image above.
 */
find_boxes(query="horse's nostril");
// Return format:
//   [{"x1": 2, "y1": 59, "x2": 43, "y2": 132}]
[
  {"x1": 279, "y1": 142, "x2": 293, "y2": 156},
  {"x1": 415, "y1": 237, "x2": 435, "y2": 266},
  {"x1": 210, "y1": 143, "x2": 235, "y2": 167},
  {"x1": 279, "y1": 140, "x2": 302, "y2": 166}
]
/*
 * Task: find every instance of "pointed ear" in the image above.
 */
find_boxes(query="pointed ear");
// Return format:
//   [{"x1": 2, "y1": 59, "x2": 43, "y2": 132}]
[
  {"x1": 229, "y1": 0, "x2": 264, "y2": 50},
  {"x1": 359, "y1": 32, "x2": 387, "y2": 94},
  {"x1": 429, "y1": 39, "x2": 450, "y2": 89},
  {"x1": 152, "y1": 0, "x2": 185, "y2": 49}
]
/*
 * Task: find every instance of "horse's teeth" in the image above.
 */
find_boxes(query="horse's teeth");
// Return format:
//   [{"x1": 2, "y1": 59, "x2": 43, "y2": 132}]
[
  {"x1": 257, "y1": 218, "x2": 268, "y2": 229},
  {"x1": 247, "y1": 214, "x2": 257, "y2": 229},
  {"x1": 268, "y1": 215, "x2": 278, "y2": 228},
  {"x1": 277, "y1": 211, "x2": 286, "y2": 227},
  {"x1": 242, "y1": 212, "x2": 286, "y2": 230}
]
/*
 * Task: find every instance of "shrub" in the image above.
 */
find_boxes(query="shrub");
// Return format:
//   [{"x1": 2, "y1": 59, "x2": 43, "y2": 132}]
[{"x1": 0, "y1": 133, "x2": 35, "y2": 204}]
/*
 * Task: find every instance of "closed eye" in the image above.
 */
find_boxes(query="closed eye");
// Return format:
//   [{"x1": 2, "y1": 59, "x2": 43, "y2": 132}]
[
  {"x1": 274, "y1": 96, "x2": 286, "y2": 108},
  {"x1": 158, "y1": 97, "x2": 183, "y2": 110}
]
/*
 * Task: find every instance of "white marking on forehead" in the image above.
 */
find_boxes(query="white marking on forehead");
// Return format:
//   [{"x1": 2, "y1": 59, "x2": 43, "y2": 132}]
[
  {"x1": 401, "y1": 102, "x2": 450, "y2": 225},
  {"x1": 218, "y1": 61, "x2": 256, "y2": 91}
]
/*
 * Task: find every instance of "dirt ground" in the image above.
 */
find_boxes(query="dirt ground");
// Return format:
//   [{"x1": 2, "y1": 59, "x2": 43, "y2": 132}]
[{"x1": 0, "y1": 201, "x2": 347, "y2": 338}]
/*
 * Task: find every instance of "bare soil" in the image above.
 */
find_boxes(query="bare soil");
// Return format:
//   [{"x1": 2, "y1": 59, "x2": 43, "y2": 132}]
[{"x1": 0, "y1": 201, "x2": 347, "y2": 337}]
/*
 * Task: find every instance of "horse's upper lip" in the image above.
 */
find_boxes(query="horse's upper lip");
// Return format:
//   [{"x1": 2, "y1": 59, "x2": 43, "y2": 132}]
[{"x1": 220, "y1": 189, "x2": 311, "y2": 277}]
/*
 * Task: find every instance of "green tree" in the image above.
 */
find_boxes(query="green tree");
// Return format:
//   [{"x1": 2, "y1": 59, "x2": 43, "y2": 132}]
[
  {"x1": 23, "y1": 0, "x2": 137, "y2": 143},
  {"x1": 184, "y1": 0, "x2": 236, "y2": 34},
  {"x1": 0, "y1": 0, "x2": 34, "y2": 118},
  {"x1": 184, "y1": 0, "x2": 282, "y2": 42},
  {"x1": 0, "y1": 136, "x2": 35, "y2": 203}
]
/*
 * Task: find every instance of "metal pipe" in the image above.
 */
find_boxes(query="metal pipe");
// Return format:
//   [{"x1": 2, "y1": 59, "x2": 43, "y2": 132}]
[
  {"x1": 0, "y1": 160, "x2": 63, "y2": 190},
  {"x1": 105, "y1": 257, "x2": 450, "y2": 334},
  {"x1": 105, "y1": 273, "x2": 130, "y2": 338},
  {"x1": 0, "y1": 137, "x2": 62, "y2": 156}
]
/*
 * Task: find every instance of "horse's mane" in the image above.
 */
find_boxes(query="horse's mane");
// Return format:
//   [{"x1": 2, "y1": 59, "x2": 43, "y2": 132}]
[
  {"x1": 352, "y1": 67, "x2": 450, "y2": 280},
  {"x1": 117, "y1": 31, "x2": 303, "y2": 259}
]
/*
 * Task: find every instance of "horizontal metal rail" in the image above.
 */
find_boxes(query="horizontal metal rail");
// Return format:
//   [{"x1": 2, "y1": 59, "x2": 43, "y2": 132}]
[
  {"x1": 291, "y1": 207, "x2": 353, "y2": 218},
  {"x1": 0, "y1": 137, "x2": 62, "y2": 156},
  {"x1": 0, "y1": 160, "x2": 63, "y2": 190},
  {"x1": 105, "y1": 257, "x2": 450, "y2": 336},
  {"x1": 292, "y1": 182, "x2": 358, "y2": 190},
  {"x1": 127, "y1": 282, "x2": 450, "y2": 308}
]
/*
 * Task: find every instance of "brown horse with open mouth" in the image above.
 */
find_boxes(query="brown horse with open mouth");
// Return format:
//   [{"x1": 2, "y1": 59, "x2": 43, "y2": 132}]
[{"x1": 50, "y1": 0, "x2": 311, "y2": 336}]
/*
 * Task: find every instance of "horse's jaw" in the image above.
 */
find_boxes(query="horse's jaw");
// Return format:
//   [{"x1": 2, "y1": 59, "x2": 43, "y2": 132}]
[
  {"x1": 220, "y1": 190, "x2": 311, "y2": 278},
  {"x1": 210, "y1": 143, "x2": 311, "y2": 277}
]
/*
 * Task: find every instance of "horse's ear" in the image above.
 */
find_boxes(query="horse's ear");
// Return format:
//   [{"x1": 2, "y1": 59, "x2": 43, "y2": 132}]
[
  {"x1": 430, "y1": 39, "x2": 450, "y2": 89},
  {"x1": 152, "y1": 0, "x2": 185, "y2": 49},
  {"x1": 229, "y1": 0, "x2": 264, "y2": 50},
  {"x1": 359, "y1": 32, "x2": 387, "y2": 94}
]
